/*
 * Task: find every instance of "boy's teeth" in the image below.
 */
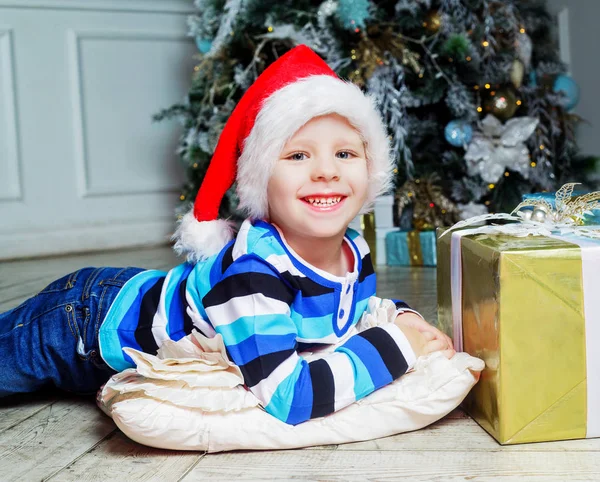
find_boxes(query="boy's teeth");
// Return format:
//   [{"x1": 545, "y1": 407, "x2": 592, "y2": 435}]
[{"x1": 306, "y1": 196, "x2": 342, "y2": 206}]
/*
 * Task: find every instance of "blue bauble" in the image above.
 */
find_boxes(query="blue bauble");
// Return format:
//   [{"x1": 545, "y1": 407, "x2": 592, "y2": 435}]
[
  {"x1": 444, "y1": 121, "x2": 473, "y2": 147},
  {"x1": 336, "y1": 0, "x2": 371, "y2": 30},
  {"x1": 529, "y1": 70, "x2": 538, "y2": 87},
  {"x1": 195, "y1": 37, "x2": 213, "y2": 54},
  {"x1": 553, "y1": 74, "x2": 580, "y2": 110}
]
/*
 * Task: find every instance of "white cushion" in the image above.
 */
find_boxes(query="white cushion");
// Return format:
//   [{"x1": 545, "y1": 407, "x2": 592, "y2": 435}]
[{"x1": 98, "y1": 327, "x2": 483, "y2": 452}]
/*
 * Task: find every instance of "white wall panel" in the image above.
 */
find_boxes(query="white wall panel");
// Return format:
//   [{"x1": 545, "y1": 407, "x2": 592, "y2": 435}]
[
  {"x1": 69, "y1": 29, "x2": 189, "y2": 197},
  {"x1": 0, "y1": 28, "x2": 22, "y2": 202},
  {"x1": 0, "y1": 3, "x2": 197, "y2": 259}
]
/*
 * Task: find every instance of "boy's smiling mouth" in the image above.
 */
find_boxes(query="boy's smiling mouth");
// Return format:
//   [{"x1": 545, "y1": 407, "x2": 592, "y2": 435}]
[{"x1": 301, "y1": 195, "x2": 347, "y2": 210}]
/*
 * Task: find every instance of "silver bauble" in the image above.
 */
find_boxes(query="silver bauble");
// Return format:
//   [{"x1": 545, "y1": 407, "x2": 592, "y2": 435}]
[
  {"x1": 520, "y1": 209, "x2": 533, "y2": 221},
  {"x1": 531, "y1": 207, "x2": 548, "y2": 223}
]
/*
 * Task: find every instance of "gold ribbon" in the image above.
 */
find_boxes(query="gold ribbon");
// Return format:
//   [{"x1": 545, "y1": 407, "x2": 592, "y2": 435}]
[{"x1": 407, "y1": 231, "x2": 423, "y2": 266}]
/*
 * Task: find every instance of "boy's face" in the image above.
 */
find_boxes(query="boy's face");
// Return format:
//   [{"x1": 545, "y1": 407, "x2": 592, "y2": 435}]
[{"x1": 267, "y1": 113, "x2": 369, "y2": 242}]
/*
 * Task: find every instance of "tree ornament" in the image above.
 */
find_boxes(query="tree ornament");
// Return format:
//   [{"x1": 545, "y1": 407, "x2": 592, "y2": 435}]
[
  {"x1": 553, "y1": 74, "x2": 580, "y2": 111},
  {"x1": 336, "y1": 0, "x2": 371, "y2": 30},
  {"x1": 510, "y1": 59, "x2": 525, "y2": 88},
  {"x1": 401, "y1": 47, "x2": 422, "y2": 73},
  {"x1": 519, "y1": 208, "x2": 533, "y2": 221},
  {"x1": 528, "y1": 69, "x2": 538, "y2": 87},
  {"x1": 531, "y1": 206, "x2": 548, "y2": 223},
  {"x1": 464, "y1": 114, "x2": 539, "y2": 183},
  {"x1": 195, "y1": 37, "x2": 213, "y2": 54},
  {"x1": 444, "y1": 120, "x2": 473, "y2": 147},
  {"x1": 484, "y1": 86, "x2": 519, "y2": 121},
  {"x1": 396, "y1": 175, "x2": 460, "y2": 230},
  {"x1": 513, "y1": 183, "x2": 600, "y2": 226},
  {"x1": 349, "y1": 27, "x2": 404, "y2": 86},
  {"x1": 422, "y1": 9, "x2": 442, "y2": 34}
]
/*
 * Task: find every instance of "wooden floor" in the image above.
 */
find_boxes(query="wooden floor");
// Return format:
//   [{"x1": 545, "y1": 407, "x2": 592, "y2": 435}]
[{"x1": 1, "y1": 246, "x2": 599, "y2": 481}]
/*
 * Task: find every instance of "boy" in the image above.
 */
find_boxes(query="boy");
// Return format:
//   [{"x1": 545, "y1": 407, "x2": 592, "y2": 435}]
[{"x1": 0, "y1": 45, "x2": 453, "y2": 424}]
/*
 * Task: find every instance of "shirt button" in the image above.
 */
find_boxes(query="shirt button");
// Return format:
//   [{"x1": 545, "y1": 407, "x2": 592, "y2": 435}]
[
  {"x1": 346, "y1": 285, "x2": 351, "y2": 294},
  {"x1": 339, "y1": 309, "x2": 345, "y2": 319}
]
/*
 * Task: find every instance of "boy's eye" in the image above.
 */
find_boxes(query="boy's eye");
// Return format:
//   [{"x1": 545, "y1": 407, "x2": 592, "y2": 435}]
[
  {"x1": 289, "y1": 152, "x2": 307, "y2": 161},
  {"x1": 336, "y1": 151, "x2": 354, "y2": 159}
]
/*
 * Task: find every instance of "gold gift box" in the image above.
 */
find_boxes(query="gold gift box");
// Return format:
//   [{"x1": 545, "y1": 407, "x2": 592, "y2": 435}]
[{"x1": 437, "y1": 229, "x2": 588, "y2": 444}]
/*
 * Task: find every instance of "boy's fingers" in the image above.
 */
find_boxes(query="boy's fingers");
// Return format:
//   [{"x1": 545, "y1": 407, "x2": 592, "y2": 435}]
[
  {"x1": 423, "y1": 339, "x2": 446, "y2": 354},
  {"x1": 441, "y1": 349, "x2": 456, "y2": 359},
  {"x1": 422, "y1": 324, "x2": 448, "y2": 341},
  {"x1": 429, "y1": 329, "x2": 453, "y2": 350},
  {"x1": 435, "y1": 327, "x2": 451, "y2": 343},
  {"x1": 407, "y1": 319, "x2": 455, "y2": 351},
  {"x1": 424, "y1": 327, "x2": 453, "y2": 350}
]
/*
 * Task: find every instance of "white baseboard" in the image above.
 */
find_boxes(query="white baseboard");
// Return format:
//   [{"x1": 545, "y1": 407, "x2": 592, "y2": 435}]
[{"x1": 0, "y1": 218, "x2": 175, "y2": 260}]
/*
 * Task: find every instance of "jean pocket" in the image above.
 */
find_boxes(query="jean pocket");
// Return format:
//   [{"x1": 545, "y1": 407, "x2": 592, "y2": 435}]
[
  {"x1": 100, "y1": 279, "x2": 127, "y2": 288},
  {"x1": 63, "y1": 301, "x2": 95, "y2": 361},
  {"x1": 99, "y1": 267, "x2": 144, "y2": 288},
  {"x1": 38, "y1": 270, "x2": 81, "y2": 294}
]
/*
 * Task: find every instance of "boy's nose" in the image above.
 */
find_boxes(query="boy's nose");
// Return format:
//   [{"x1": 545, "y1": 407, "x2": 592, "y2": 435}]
[{"x1": 311, "y1": 156, "x2": 340, "y2": 182}]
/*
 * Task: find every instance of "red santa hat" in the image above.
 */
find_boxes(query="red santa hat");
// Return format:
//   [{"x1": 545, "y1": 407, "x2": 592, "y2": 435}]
[{"x1": 173, "y1": 44, "x2": 394, "y2": 263}]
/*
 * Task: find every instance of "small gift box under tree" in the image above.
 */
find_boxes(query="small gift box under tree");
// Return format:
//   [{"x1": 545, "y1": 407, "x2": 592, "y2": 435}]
[{"x1": 385, "y1": 176, "x2": 460, "y2": 267}]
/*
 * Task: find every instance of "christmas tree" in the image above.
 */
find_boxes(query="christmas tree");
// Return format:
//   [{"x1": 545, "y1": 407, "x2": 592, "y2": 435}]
[{"x1": 155, "y1": 0, "x2": 596, "y2": 227}]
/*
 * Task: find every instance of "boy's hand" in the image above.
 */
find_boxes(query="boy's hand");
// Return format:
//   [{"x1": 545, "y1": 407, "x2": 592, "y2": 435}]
[{"x1": 395, "y1": 313, "x2": 455, "y2": 359}]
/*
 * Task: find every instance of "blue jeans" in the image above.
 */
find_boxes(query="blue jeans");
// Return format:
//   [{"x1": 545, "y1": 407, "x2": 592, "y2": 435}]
[{"x1": 0, "y1": 266, "x2": 144, "y2": 397}]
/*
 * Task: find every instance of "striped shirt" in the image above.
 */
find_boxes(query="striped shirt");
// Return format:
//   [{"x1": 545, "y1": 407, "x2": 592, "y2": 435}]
[{"x1": 99, "y1": 219, "x2": 418, "y2": 425}]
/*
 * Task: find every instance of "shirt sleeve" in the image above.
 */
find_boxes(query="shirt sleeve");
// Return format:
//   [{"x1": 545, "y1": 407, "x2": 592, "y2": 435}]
[
  {"x1": 201, "y1": 256, "x2": 416, "y2": 425},
  {"x1": 390, "y1": 298, "x2": 424, "y2": 319}
]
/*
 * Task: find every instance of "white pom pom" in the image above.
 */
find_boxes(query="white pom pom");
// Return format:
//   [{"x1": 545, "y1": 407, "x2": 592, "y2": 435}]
[{"x1": 172, "y1": 212, "x2": 235, "y2": 263}]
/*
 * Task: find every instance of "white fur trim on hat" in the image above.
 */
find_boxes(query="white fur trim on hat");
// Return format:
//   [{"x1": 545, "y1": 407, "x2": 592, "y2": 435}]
[
  {"x1": 236, "y1": 75, "x2": 393, "y2": 219},
  {"x1": 172, "y1": 212, "x2": 235, "y2": 263}
]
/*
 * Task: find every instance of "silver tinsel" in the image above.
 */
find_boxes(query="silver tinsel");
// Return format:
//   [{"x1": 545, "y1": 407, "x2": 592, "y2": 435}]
[
  {"x1": 318, "y1": 0, "x2": 338, "y2": 22},
  {"x1": 197, "y1": 131, "x2": 211, "y2": 153},
  {"x1": 445, "y1": 83, "x2": 477, "y2": 122},
  {"x1": 296, "y1": 23, "x2": 347, "y2": 71},
  {"x1": 205, "y1": 0, "x2": 243, "y2": 58},
  {"x1": 395, "y1": 0, "x2": 418, "y2": 15},
  {"x1": 457, "y1": 201, "x2": 489, "y2": 220},
  {"x1": 367, "y1": 56, "x2": 413, "y2": 177},
  {"x1": 188, "y1": 0, "x2": 220, "y2": 39},
  {"x1": 515, "y1": 32, "x2": 532, "y2": 68},
  {"x1": 257, "y1": 23, "x2": 317, "y2": 47},
  {"x1": 233, "y1": 64, "x2": 251, "y2": 90},
  {"x1": 520, "y1": 84, "x2": 557, "y2": 189},
  {"x1": 464, "y1": 114, "x2": 539, "y2": 183},
  {"x1": 440, "y1": 0, "x2": 478, "y2": 32}
]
